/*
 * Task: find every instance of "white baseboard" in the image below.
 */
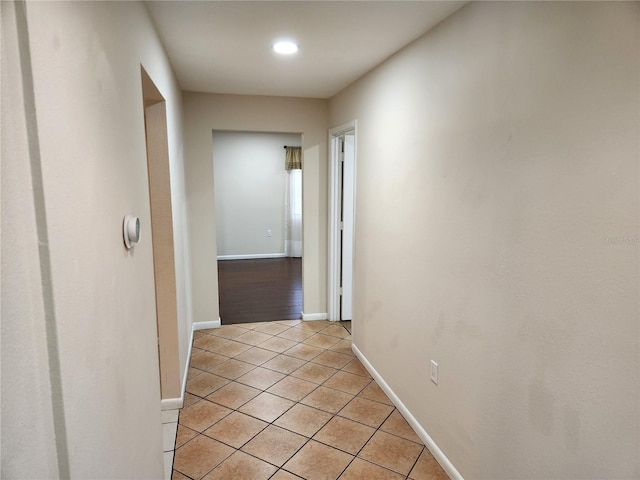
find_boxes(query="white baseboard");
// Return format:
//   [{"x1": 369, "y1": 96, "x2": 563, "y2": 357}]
[
  {"x1": 193, "y1": 318, "x2": 221, "y2": 330},
  {"x1": 217, "y1": 253, "x2": 287, "y2": 260},
  {"x1": 161, "y1": 318, "x2": 221, "y2": 411},
  {"x1": 351, "y1": 343, "x2": 464, "y2": 480},
  {"x1": 301, "y1": 312, "x2": 328, "y2": 321},
  {"x1": 160, "y1": 397, "x2": 183, "y2": 410}
]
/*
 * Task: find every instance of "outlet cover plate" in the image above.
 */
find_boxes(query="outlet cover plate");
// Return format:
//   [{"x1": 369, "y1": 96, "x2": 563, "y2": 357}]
[{"x1": 430, "y1": 360, "x2": 438, "y2": 385}]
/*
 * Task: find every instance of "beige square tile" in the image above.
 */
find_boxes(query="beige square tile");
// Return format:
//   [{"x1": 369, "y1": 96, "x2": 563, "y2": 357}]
[
  {"x1": 172, "y1": 470, "x2": 191, "y2": 480},
  {"x1": 193, "y1": 335, "x2": 230, "y2": 352},
  {"x1": 186, "y1": 372, "x2": 230, "y2": 397},
  {"x1": 259, "y1": 336, "x2": 298, "y2": 353},
  {"x1": 284, "y1": 343, "x2": 324, "y2": 361},
  {"x1": 341, "y1": 358, "x2": 371, "y2": 378},
  {"x1": 328, "y1": 339, "x2": 354, "y2": 355},
  {"x1": 262, "y1": 354, "x2": 307, "y2": 374},
  {"x1": 253, "y1": 322, "x2": 290, "y2": 335},
  {"x1": 275, "y1": 319, "x2": 302, "y2": 327},
  {"x1": 236, "y1": 366, "x2": 286, "y2": 390},
  {"x1": 238, "y1": 392, "x2": 295, "y2": 422},
  {"x1": 173, "y1": 435, "x2": 234, "y2": 480},
  {"x1": 191, "y1": 347, "x2": 206, "y2": 357},
  {"x1": 408, "y1": 449, "x2": 450, "y2": 480},
  {"x1": 283, "y1": 440, "x2": 353, "y2": 480},
  {"x1": 323, "y1": 371, "x2": 371, "y2": 395},
  {"x1": 163, "y1": 422, "x2": 178, "y2": 452},
  {"x1": 277, "y1": 327, "x2": 315, "y2": 342},
  {"x1": 193, "y1": 330, "x2": 209, "y2": 339},
  {"x1": 232, "y1": 321, "x2": 264, "y2": 330},
  {"x1": 187, "y1": 367, "x2": 202, "y2": 379},
  {"x1": 175, "y1": 425, "x2": 198, "y2": 449},
  {"x1": 179, "y1": 400, "x2": 232, "y2": 432},
  {"x1": 300, "y1": 386, "x2": 354, "y2": 414},
  {"x1": 304, "y1": 333, "x2": 342, "y2": 349},
  {"x1": 234, "y1": 347, "x2": 278, "y2": 365},
  {"x1": 274, "y1": 403, "x2": 333, "y2": 437},
  {"x1": 291, "y1": 362, "x2": 338, "y2": 384},
  {"x1": 203, "y1": 451, "x2": 277, "y2": 480},
  {"x1": 340, "y1": 457, "x2": 405, "y2": 480},
  {"x1": 162, "y1": 409, "x2": 179, "y2": 424},
  {"x1": 297, "y1": 320, "x2": 331, "y2": 332},
  {"x1": 235, "y1": 330, "x2": 273, "y2": 346},
  {"x1": 358, "y1": 382, "x2": 393, "y2": 406},
  {"x1": 183, "y1": 392, "x2": 200, "y2": 408},
  {"x1": 270, "y1": 469, "x2": 301, "y2": 479},
  {"x1": 229, "y1": 322, "x2": 253, "y2": 330},
  {"x1": 312, "y1": 350, "x2": 353, "y2": 369},
  {"x1": 321, "y1": 323, "x2": 351, "y2": 339},
  {"x1": 338, "y1": 397, "x2": 394, "y2": 428},
  {"x1": 313, "y1": 416, "x2": 375, "y2": 455},
  {"x1": 380, "y1": 410, "x2": 423, "y2": 444},
  {"x1": 267, "y1": 376, "x2": 318, "y2": 402},
  {"x1": 198, "y1": 328, "x2": 219, "y2": 336},
  {"x1": 209, "y1": 359, "x2": 256, "y2": 380},
  {"x1": 358, "y1": 430, "x2": 423, "y2": 475},
  {"x1": 164, "y1": 451, "x2": 173, "y2": 480},
  {"x1": 203, "y1": 411, "x2": 268, "y2": 449},
  {"x1": 190, "y1": 352, "x2": 229, "y2": 372},
  {"x1": 205, "y1": 381, "x2": 261, "y2": 410},
  {"x1": 214, "y1": 340, "x2": 252, "y2": 358},
  {"x1": 210, "y1": 325, "x2": 248, "y2": 339},
  {"x1": 241, "y1": 425, "x2": 307, "y2": 467}
]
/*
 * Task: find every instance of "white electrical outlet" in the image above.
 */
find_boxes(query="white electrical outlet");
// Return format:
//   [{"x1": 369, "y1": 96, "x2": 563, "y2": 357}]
[
  {"x1": 266, "y1": 229, "x2": 272, "y2": 237},
  {"x1": 430, "y1": 360, "x2": 438, "y2": 385}
]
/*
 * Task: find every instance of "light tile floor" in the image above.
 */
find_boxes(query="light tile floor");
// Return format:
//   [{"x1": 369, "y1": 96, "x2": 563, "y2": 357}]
[
  {"x1": 163, "y1": 408, "x2": 180, "y2": 479},
  {"x1": 171, "y1": 320, "x2": 449, "y2": 480}
]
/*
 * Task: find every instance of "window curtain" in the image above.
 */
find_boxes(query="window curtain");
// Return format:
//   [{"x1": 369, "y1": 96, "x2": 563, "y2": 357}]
[
  {"x1": 284, "y1": 147, "x2": 302, "y2": 258},
  {"x1": 285, "y1": 146, "x2": 302, "y2": 170}
]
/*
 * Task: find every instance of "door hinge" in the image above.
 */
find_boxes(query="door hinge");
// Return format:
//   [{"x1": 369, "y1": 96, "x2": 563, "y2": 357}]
[
  {"x1": 340, "y1": 221, "x2": 344, "y2": 230},
  {"x1": 338, "y1": 287, "x2": 343, "y2": 295}
]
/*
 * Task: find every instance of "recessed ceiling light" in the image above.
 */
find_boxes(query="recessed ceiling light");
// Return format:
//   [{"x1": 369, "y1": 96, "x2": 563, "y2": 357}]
[{"x1": 273, "y1": 40, "x2": 298, "y2": 55}]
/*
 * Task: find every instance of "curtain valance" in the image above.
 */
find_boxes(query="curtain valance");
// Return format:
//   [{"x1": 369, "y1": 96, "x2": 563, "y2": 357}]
[{"x1": 285, "y1": 146, "x2": 302, "y2": 170}]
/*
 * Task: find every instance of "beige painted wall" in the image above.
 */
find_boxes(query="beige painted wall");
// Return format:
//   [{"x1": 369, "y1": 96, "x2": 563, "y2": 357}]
[
  {"x1": 1, "y1": 2, "x2": 60, "y2": 476},
  {"x1": 1, "y1": 1, "x2": 191, "y2": 476},
  {"x1": 213, "y1": 131, "x2": 301, "y2": 257},
  {"x1": 184, "y1": 93, "x2": 328, "y2": 322},
  {"x1": 329, "y1": 2, "x2": 639, "y2": 478}
]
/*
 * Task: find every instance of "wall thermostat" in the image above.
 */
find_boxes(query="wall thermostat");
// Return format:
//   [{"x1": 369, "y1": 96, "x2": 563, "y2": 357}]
[{"x1": 123, "y1": 214, "x2": 141, "y2": 249}]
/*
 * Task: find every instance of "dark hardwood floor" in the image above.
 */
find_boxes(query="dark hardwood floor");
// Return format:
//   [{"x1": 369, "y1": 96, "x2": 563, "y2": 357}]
[{"x1": 217, "y1": 258, "x2": 302, "y2": 325}]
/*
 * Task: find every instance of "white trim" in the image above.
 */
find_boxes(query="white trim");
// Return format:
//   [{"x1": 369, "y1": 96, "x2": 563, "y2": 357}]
[
  {"x1": 193, "y1": 318, "x2": 221, "y2": 330},
  {"x1": 161, "y1": 318, "x2": 222, "y2": 411},
  {"x1": 327, "y1": 120, "x2": 358, "y2": 322},
  {"x1": 351, "y1": 343, "x2": 464, "y2": 480},
  {"x1": 301, "y1": 311, "x2": 328, "y2": 321},
  {"x1": 217, "y1": 253, "x2": 287, "y2": 260},
  {"x1": 160, "y1": 397, "x2": 183, "y2": 411}
]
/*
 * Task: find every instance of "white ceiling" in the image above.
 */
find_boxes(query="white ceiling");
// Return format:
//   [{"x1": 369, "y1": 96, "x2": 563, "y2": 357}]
[{"x1": 147, "y1": 1, "x2": 466, "y2": 99}]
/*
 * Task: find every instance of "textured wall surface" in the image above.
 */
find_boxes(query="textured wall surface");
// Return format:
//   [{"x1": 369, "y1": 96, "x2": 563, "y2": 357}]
[
  {"x1": 184, "y1": 93, "x2": 328, "y2": 321},
  {"x1": 1, "y1": 1, "x2": 190, "y2": 476},
  {"x1": 330, "y1": 2, "x2": 639, "y2": 478},
  {"x1": 213, "y1": 131, "x2": 301, "y2": 257}
]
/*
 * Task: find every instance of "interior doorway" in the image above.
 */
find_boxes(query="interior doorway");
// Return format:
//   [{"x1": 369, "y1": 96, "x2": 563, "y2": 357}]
[
  {"x1": 213, "y1": 131, "x2": 304, "y2": 324},
  {"x1": 328, "y1": 121, "x2": 357, "y2": 323},
  {"x1": 140, "y1": 68, "x2": 181, "y2": 400}
]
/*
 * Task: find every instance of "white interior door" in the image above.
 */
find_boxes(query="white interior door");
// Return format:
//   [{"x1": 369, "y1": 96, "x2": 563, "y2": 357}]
[{"x1": 340, "y1": 133, "x2": 355, "y2": 320}]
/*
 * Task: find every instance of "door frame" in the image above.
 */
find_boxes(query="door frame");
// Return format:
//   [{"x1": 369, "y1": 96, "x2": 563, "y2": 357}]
[
  {"x1": 141, "y1": 67, "x2": 181, "y2": 401},
  {"x1": 328, "y1": 120, "x2": 358, "y2": 322}
]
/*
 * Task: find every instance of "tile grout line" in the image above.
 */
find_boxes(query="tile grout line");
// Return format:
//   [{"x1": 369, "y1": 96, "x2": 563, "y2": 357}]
[{"x1": 175, "y1": 321, "x2": 431, "y2": 480}]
